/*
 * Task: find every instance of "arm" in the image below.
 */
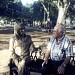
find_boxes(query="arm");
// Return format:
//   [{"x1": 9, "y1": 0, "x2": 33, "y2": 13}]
[
  {"x1": 61, "y1": 56, "x2": 71, "y2": 67},
  {"x1": 30, "y1": 41, "x2": 36, "y2": 52},
  {"x1": 57, "y1": 56, "x2": 71, "y2": 74},
  {"x1": 43, "y1": 49, "x2": 50, "y2": 65},
  {"x1": 61, "y1": 40, "x2": 73, "y2": 67},
  {"x1": 42, "y1": 42, "x2": 51, "y2": 67},
  {"x1": 9, "y1": 38, "x2": 21, "y2": 60},
  {"x1": 29, "y1": 35, "x2": 39, "y2": 52}
]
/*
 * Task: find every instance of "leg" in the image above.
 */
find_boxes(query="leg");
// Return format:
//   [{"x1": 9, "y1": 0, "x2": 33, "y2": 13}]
[
  {"x1": 42, "y1": 60, "x2": 55, "y2": 75},
  {"x1": 64, "y1": 64, "x2": 75, "y2": 75},
  {"x1": 10, "y1": 69, "x2": 13, "y2": 75},
  {"x1": 42, "y1": 68, "x2": 51, "y2": 75},
  {"x1": 18, "y1": 60, "x2": 30, "y2": 75},
  {"x1": 13, "y1": 70, "x2": 18, "y2": 75},
  {"x1": 25, "y1": 63, "x2": 31, "y2": 75}
]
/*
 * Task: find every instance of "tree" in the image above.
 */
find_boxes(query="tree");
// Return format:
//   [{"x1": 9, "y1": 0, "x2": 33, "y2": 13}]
[
  {"x1": 67, "y1": 0, "x2": 75, "y2": 25},
  {"x1": 39, "y1": 0, "x2": 51, "y2": 23},
  {"x1": 0, "y1": 0, "x2": 23, "y2": 19},
  {"x1": 56, "y1": 0, "x2": 70, "y2": 25},
  {"x1": 38, "y1": 0, "x2": 58, "y2": 28},
  {"x1": 38, "y1": 0, "x2": 72, "y2": 26}
]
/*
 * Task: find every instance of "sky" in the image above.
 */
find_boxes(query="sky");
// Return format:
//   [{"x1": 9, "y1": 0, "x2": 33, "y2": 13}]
[{"x1": 21, "y1": 0, "x2": 38, "y2": 5}]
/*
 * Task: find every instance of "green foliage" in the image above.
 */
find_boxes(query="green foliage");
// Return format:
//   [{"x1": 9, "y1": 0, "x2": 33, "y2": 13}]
[
  {"x1": 31, "y1": 0, "x2": 58, "y2": 23},
  {"x1": 31, "y1": 2, "x2": 44, "y2": 21},
  {"x1": 67, "y1": 1, "x2": 75, "y2": 20},
  {"x1": 0, "y1": 0, "x2": 22, "y2": 19},
  {"x1": 0, "y1": 0, "x2": 75, "y2": 24}
]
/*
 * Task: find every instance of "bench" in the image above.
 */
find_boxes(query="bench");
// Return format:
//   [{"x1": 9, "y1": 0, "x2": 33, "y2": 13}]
[
  {"x1": 9, "y1": 49, "x2": 75, "y2": 75},
  {"x1": 29, "y1": 51, "x2": 75, "y2": 75},
  {"x1": 9, "y1": 40, "x2": 75, "y2": 75}
]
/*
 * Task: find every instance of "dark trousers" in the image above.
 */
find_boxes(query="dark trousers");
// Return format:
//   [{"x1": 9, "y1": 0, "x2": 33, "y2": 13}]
[
  {"x1": 10, "y1": 69, "x2": 18, "y2": 75},
  {"x1": 18, "y1": 61, "x2": 30, "y2": 75},
  {"x1": 42, "y1": 59, "x2": 75, "y2": 75},
  {"x1": 9, "y1": 58, "x2": 31, "y2": 75}
]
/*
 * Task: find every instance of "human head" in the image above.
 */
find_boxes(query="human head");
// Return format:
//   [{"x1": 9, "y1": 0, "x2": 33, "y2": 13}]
[
  {"x1": 52, "y1": 23, "x2": 65, "y2": 39},
  {"x1": 14, "y1": 22, "x2": 26, "y2": 38}
]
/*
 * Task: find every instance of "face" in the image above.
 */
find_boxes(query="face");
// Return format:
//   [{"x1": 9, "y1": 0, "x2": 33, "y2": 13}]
[
  {"x1": 52, "y1": 26, "x2": 62, "y2": 38},
  {"x1": 16, "y1": 28, "x2": 25, "y2": 37}
]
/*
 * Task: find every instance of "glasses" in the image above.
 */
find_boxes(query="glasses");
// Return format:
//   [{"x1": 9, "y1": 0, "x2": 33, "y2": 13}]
[
  {"x1": 52, "y1": 30, "x2": 57, "y2": 32},
  {"x1": 17, "y1": 29, "x2": 25, "y2": 33},
  {"x1": 20, "y1": 29, "x2": 25, "y2": 31}
]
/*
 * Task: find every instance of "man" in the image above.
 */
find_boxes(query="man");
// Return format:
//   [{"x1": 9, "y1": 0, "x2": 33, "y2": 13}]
[
  {"x1": 9, "y1": 22, "x2": 36, "y2": 75},
  {"x1": 42, "y1": 24, "x2": 73, "y2": 75}
]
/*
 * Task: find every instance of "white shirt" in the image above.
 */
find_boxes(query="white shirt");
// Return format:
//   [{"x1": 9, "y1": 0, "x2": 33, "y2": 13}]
[{"x1": 47, "y1": 36, "x2": 73, "y2": 61}]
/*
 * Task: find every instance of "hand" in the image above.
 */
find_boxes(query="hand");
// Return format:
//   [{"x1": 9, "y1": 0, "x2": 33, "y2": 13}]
[
  {"x1": 42, "y1": 60, "x2": 48, "y2": 67},
  {"x1": 57, "y1": 65, "x2": 65, "y2": 74},
  {"x1": 18, "y1": 60, "x2": 25, "y2": 71}
]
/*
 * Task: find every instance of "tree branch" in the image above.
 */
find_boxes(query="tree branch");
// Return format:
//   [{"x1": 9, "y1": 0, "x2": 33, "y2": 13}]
[{"x1": 40, "y1": 2, "x2": 48, "y2": 13}]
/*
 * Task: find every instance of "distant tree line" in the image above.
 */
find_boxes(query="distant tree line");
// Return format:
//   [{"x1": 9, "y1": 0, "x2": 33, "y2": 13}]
[{"x1": 0, "y1": 0, "x2": 75, "y2": 28}]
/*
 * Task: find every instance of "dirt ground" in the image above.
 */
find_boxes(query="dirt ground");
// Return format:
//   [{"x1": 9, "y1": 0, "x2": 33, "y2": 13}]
[
  {"x1": 0, "y1": 34, "x2": 13, "y2": 50},
  {"x1": 0, "y1": 27, "x2": 50, "y2": 50},
  {"x1": 0, "y1": 26, "x2": 75, "y2": 50}
]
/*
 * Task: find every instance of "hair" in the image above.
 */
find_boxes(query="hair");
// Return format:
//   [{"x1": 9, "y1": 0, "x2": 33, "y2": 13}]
[
  {"x1": 14, "y1": 22, "x2": 26, "y2": 40},
  {"x1": 55, "y1": 23, "x2": 65, "y2": 34}
]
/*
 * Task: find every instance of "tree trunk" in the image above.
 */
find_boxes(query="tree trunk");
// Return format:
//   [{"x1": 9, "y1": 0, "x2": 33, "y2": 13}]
[
  {"x1": 56, "y1": 0, "x2": 70, "y2": 25},
  {"x1": 40, "y1": 1, "x2": 50, "y2": 30}
]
